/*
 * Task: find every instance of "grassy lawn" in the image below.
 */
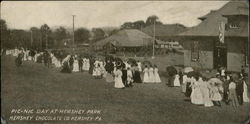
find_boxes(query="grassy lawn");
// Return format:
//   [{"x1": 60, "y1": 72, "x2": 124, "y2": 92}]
[{"x1": 1, "y1": 55, "x2": 250, "y2": 124}]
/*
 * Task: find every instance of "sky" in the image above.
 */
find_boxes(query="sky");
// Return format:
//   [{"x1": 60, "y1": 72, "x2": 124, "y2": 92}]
[{"x1": 1, "y1": 1, "x2": 229, "y2": 30}]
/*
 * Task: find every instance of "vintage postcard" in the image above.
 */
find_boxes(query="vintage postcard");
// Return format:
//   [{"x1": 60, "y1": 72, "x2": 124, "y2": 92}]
[{"x1": 1, "y1": 0, "x2": 249, "y2": 124}]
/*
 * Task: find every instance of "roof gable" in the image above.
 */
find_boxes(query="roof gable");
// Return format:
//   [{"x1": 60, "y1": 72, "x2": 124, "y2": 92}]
[{"x1": 179, "y1": 1, "x2": 249, "y2": 37}]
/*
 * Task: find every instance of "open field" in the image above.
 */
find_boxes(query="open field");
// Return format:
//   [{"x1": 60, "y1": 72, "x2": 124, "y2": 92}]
[{"x1": 1, "y1": 55, "x2": 250, "y2": 124}]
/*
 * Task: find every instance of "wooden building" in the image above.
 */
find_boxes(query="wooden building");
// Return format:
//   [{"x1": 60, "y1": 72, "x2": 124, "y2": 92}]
[{"x1": 178, "y1": 1, "x2": 248, "y2": 72}]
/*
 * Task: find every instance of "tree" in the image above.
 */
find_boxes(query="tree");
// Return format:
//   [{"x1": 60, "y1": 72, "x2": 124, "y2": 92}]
[
  {"x1": 133, "y1": 20, "x2": 145, "y2": 30},
  {"x1": 145, "y1": 15, "x2": 162, "y2": 26},
  {"x1": 1, "y1": 19, "x2": 11, "y2": 48},
  {"x1": 40, "y1": 24, "x2": 52, "y2": 49},
  {"x1": 30, "y1": 27, "x2": 41, "y2": 49},
  {"x1": 10, "y1": 29, "x2": 30, "y2": 48},
  {"x1": 53, "y1": 26, "x2": 68, "y2": 47},
  {"x1": 121, "y1": 20, "x2": 146, "y2": 30},
  {"x1": 92, "y1": 28, "x2": 105, "y2": 41},
  {"x1": 74, "y1": 28, "x2": 90, "y2": 44},
  {"x1": 121, "y1": 22, "x2": 134, "y2": 29}
]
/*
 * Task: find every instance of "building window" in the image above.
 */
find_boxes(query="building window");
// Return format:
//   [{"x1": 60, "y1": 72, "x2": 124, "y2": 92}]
[
  {"x1": 229, "y1": 23, "x2": 240, "y2": 29},
  {"x1": 191, "y1": 41, "x2": 199, "y2": 61}
]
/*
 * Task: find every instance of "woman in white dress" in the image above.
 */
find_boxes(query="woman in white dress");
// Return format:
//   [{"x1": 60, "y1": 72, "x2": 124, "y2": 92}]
[
  {"x1": 153, "y1": 65, "x2": 161, "y2": 83},
  {"x1": 92, "y1": 60, "x2": 98, "y2": 77},
  {"x1": 199, "y1": 77, "x2": 213, "y2": 107},
  {"x1": 210, "y1": 83, "x2": 223, "y2": 106},
  {"x1": 173, "y1": 74, "x2": 181, "y2": 86},
  {"x1": 95, "y1": 64, "x2": 102, "y2": 79},
  {"x1": 86, "y1": 58, "x2": 90, "y2": 71},
  {"x1": 51, "y1": 54, "x2": 57, "y2": 66},
  {"x1": 243, "y1": 80, "x2": 250, "y2": 103},
  {"x1": 182, "y1": 74, "x2": 188, "y2": 93},
  {"x1": 137, "y1": 61, "x2": 142, "y2": 72},
  {"x1": 127, "y1": 67, "x2": 133, "y2": 87},
  {"x1": 114, "y1": 67, "x2": 125, "y2": 89},
  {"x1": 143, "y1": 65, "x2": 149, "y2": 83},
  {"x1": 82, "y1": 58, "x2": 86, "y2": 71},
  {"x1": 190, "y1": 77, "x2": 204, "y2": 105},
  {"x1": 148, "y1": 65, "x2": 155, "y2": 83},
  {"x1": 23, "y1": 50, "x2": 28, "y2": 61},
  {"x1": 72, "y1": 57, "x2": 79, "y2": 72}
]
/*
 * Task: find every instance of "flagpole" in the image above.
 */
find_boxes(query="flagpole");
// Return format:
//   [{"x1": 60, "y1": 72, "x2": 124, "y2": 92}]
[{"x1": 152, "y1": 19, "x2": 155, "y2": 59}]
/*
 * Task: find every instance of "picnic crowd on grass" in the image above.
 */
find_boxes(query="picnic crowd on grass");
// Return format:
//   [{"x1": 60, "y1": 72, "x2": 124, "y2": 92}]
[{"x1": 2, "y1": 47, "x2": 250, "y2": 109}]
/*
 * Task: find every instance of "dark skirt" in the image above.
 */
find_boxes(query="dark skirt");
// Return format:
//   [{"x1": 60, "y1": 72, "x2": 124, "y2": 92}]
[
  {"x1": 15, "y1": 57, "x2": 22, "y2": 67},
  {"x1": 133, "y1": 71, "x2": 142, "y2": 83},
  {"x1": 61, "y1": 63, "x2": 71, "y2": 73},
  {"x1": 89, "y1": 66, "x2": 93, "y2": 74},
  {"x1": 185, "y1": 82, "x2": 192, "y2": 97},
  {"x1": 122, "y1": 69, "x2": 127, "y2": 85}
]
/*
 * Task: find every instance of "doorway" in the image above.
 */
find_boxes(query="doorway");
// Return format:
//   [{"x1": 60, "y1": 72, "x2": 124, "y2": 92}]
[{"x1": 214, "y1": 42, "x2": 227, "y2": 69}]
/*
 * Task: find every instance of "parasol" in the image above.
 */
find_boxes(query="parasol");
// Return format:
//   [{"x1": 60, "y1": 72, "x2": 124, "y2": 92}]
[
  {"x1": 187, "y1": 71, "x2": 201, "y2": 79},
  {"x1": 166, "y1": 66, "x2": 177, "y2": 76},
  {"x1": 208, "y1": 78, "x2": 223, "y2": 85},
  {"x1": 127, "y1": 58, "x2": 137, "y2": 65},
  {"x1": 184, "y1": 67, "x2": 194, "y2": 73}
]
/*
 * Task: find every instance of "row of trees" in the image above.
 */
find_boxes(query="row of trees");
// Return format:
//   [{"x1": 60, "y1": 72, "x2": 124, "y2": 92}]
[
  {"x1": 1, "y1": 15, "x2": 163, "y2": 49},
  {"x1": 120, "y1": 15, "x2": 162, "y2": 30},
  {"x1": 1, "y1": 19, "x2": 107, "y2": 49}
]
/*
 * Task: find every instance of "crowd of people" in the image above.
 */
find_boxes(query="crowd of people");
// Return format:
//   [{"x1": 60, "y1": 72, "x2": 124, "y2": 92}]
[
  {"x1": 2, "y1": 48, "x2": 249, "y2": 108},
  {"x1": 3, "y1": 48, "x2": 162, "y2": 89},
  {"x1": 166, "y1": 66, "x2": 249, "y2": 108}
]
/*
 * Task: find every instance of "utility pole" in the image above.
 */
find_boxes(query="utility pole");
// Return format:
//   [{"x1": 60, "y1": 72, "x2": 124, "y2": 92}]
[
  {"x1": 72, "y1": 15, "x2": 75, "y2": 50},
  {"x1": 46, "y1": 33, "x2": 48, "y2": 49},
  {"x1": 30, "y1": 30, "x2": 33, "y2": 48},
  {"x1": 152, "y1": 19, "x2": 156, "y2": 59}
]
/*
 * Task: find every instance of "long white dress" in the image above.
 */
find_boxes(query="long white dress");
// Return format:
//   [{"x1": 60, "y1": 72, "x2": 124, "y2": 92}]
[
  {"x1": 51, "y1": 54, "x2": 57, "y2": 65},
  {"x1": 190, "y1": 79, "x2": 204, "y2": 105},
  {"x1": 137, "y1": 62, "x2": 142, "y2": 72},
  {"x1": 23, "y1": 51, "x2": 28, "y2": 61},
  {"x1": 182, "y1": 75, "x2": 188, "y2": 93},
  {"x1": 96, "y1": 67, "x2": 102, "y2": 77},
  {"x1": 143, "y1": 68, "x2": 149, "y2": 83},
  {"x1": 200, "y1": 80, "x2": 213, "y2": 107},
  {"x1": 148, "y1": 67, "x2": 155, "y2": 83},
  {"x1": 114, "y1": 69, "x2": 125, "y2": 88},
  {"x1": 243, "y1": 81, "x2": 250, "y2": 102},
  {"x1": 82, "y1": 58, "x2": 87, "y2": 71},
  {"x1": 173, "y1": 74, "x2": 181, "y2": 86},
  {"x1": 86, "y1": 59, "x2": 90, "y2": 71},
  {"x1": 127, "y1": 69, "x2": 133, "y2": 84},
  {"x1": 72, "y1": 59, "x2": 79, "y2": 72},
  {"x1": 55, "y1": 58, "x2": 62, "y2": 68},
  {"x1": 153, "y1": 68, "x2": 161, "y2": 83},
  {"x1": 210, "y1": 85, "x2": 222, "y2": 102}
]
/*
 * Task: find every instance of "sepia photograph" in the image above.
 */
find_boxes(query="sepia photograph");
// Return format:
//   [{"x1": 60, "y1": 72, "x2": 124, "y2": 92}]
[{"x1": 1, "y1": 0, "x2": 249, "y2": 124}]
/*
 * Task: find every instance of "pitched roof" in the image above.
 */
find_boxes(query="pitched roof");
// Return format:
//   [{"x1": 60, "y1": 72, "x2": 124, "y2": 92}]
[
  {"x1": 179, "y1": 1, "x2": 249, "y2": 37},
  {"x1": 198, "y1": 10, "x2": 217, "y2": 21},
  {"x1": 94, "y1": 29, "x2": 153, "y2": 47},
  {"x1": 142, "y1": 24, "x2": 187, "y2": 37},
  {"x1": 221, "y1": 1, "x2": 249, "y2": 16}
]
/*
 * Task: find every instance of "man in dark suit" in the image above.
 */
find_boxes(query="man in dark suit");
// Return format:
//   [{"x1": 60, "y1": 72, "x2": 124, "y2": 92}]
[
  {"x1": 78, "y1": 57, "x2": 83, "y2": 72},
  {"x1": 236, "y1": 74, "x2": 244, "y2": 105}
]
